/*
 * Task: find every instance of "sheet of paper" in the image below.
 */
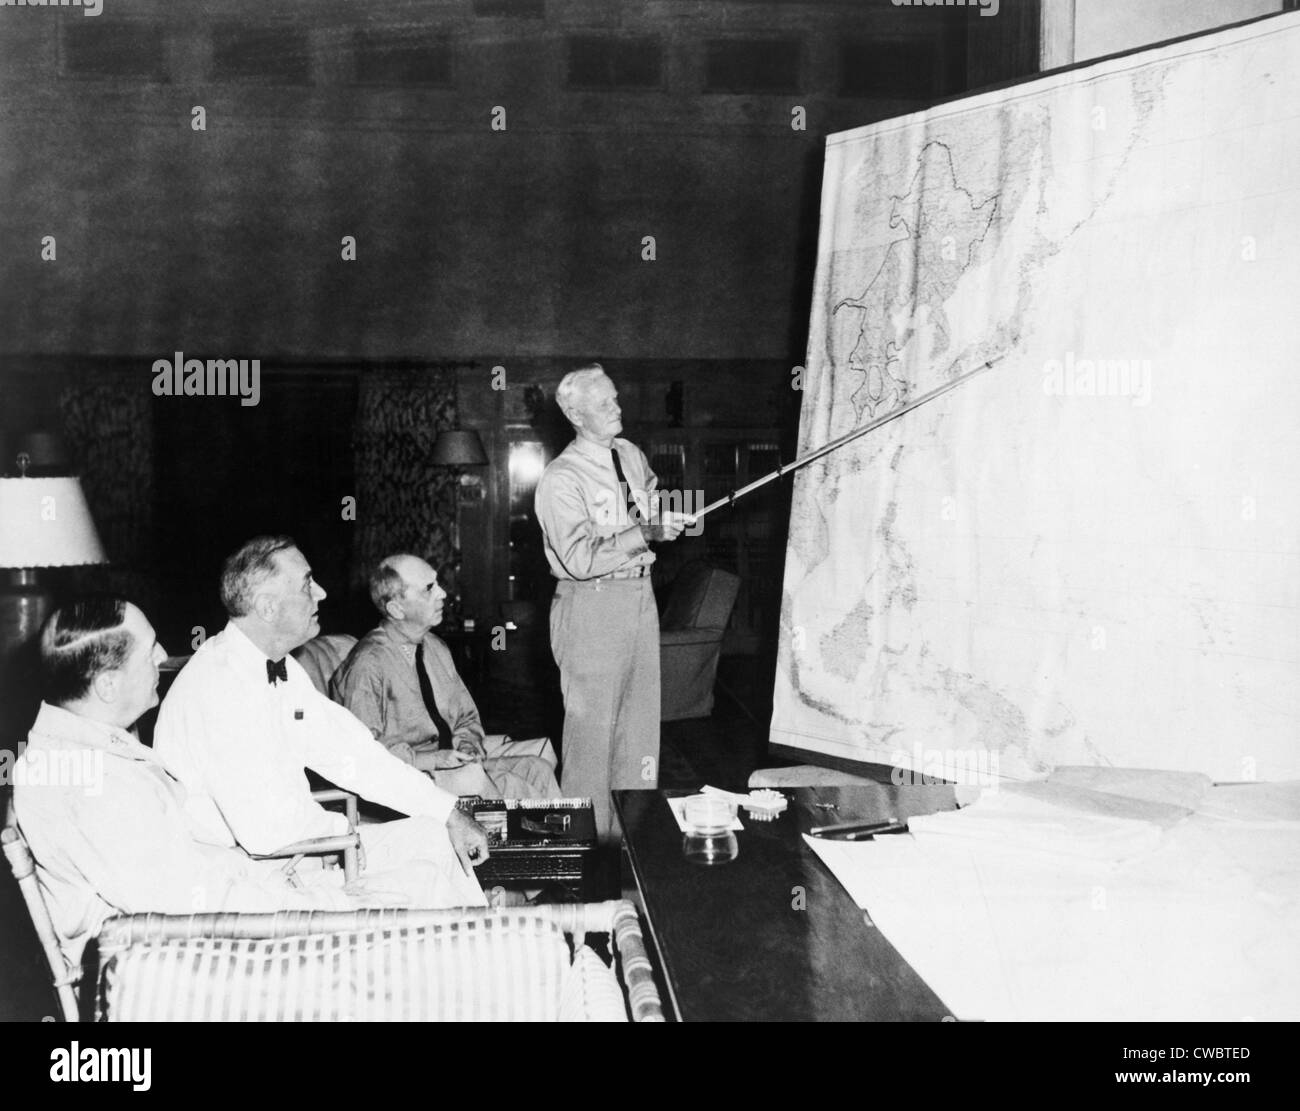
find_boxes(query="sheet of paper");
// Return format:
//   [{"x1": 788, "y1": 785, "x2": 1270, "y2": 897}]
[
  {"x1": 804, "y1": 780, "x2": 1300, "y2": 1021},
  {"x1": 906, "y1": 789, "x2": 1167, "y2": 861}
]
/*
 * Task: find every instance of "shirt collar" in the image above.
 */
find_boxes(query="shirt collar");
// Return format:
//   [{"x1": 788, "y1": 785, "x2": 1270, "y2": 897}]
[
  {"x1": 376, "y1": 619, "x2": 423, "y2": 647},
  {"x1": 569, "y1": 435, "x2": 622, "y2": 463},
  {"x1": 224, "y1": 619, "x2": 274, "y2": 662},
  {"x1": 374, "y1": 621, "x2": 429, "y2": 664},
  {"x1": 221, "y1": 619, "x2": 297, "y2": 687},
  {"x1": 28, "y1": 701, "x2": 152, "y2": 762}
]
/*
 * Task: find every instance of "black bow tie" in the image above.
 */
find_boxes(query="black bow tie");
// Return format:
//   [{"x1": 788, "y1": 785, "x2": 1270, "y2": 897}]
[{"x1": 266, "y1": 658, "x2": 288, "y2": 685}]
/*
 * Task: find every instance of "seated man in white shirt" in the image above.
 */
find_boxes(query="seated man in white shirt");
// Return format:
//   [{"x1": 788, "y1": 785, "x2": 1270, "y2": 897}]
[
  {"x1": 13, "y1": 596, "x2": 358, "y2": 967},
  {"x1": 331, "y1": 553, "x2": 560, "y2": 800},
  {"x1": 153, "y1": 536, "x2": 488, "y2": 909}
]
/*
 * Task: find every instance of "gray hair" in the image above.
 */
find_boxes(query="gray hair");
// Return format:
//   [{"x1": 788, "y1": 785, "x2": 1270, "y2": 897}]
[
  {"x1": 368, "y1": 554, "x2": 416, "y2": 615},
  {"x1": 220, "y1": 535, "x2": 297, "y2": 617},
  {"x1": 555, "y1": 364, "x2": 608, "y2": 420},
  {"x1": 40, "y1": 595, "x2": 133, "y2": 706}
]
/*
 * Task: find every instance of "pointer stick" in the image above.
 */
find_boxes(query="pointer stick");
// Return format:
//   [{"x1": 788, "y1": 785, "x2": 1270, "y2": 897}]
[{"x1": 684, "y1": 359, "x2": 999, "y2": 524}]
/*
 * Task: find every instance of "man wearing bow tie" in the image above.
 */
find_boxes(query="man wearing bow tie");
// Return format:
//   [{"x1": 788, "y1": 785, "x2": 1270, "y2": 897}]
[
  {"x1": 154, "y1": 535, "x2": 488, "y2": 909},
  {"x1": 535, "y1": 365, "x2": 692, "y2": 840}
]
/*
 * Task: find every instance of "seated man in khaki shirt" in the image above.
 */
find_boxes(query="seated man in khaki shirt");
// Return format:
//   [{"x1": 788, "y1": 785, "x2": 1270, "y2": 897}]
[{"x1": 332, "y1": 553, "x2": 560, "y2": 800}]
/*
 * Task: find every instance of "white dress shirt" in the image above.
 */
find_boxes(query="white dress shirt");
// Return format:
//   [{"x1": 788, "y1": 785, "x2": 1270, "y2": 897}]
[
  {"x1": 13, "y1": 702, "x2": 349, "y2": 966},
  {"x1": 154, "y1": 621, "x2": 457, "y2": 856}
]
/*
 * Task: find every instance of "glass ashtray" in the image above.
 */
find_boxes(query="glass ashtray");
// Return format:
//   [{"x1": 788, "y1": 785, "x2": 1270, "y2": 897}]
[{"x1": 682, "y1": 794, "x2": 736, "y2": 834}]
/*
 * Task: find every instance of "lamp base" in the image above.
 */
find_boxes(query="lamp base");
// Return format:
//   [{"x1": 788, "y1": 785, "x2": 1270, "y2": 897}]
[
  {"x1": 0, "y1": 568, "x2": 51, "y2": 664},
  {"x1": 0, "y1": 569, "x2": 50, "y2": 744}
]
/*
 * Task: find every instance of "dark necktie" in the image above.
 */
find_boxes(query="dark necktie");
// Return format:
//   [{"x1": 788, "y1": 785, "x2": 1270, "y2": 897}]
[
  {"x1": 415, "y1": 642, "x2": 454, "y2": 750},
  {"x1": 610, "y1": 447, "x2": 641, "y2": 524},
  {"x1": 266, "y1": 658, "x2": 288, "y2": 685}
]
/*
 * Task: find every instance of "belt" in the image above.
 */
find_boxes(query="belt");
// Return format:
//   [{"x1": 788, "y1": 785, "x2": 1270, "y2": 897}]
[{"x1": 594, "y1": 565, "x2": 651, "y2": 581}]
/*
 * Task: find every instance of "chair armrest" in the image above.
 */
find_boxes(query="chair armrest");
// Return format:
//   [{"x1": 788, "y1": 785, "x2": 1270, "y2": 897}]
[
  {"x1": 311, "y1": 789, "x2": 359, "y2": 828},
  {"x1": 250, "y1": 834, "x2": 360, "y2": 860},
  {"x1": 255, "y1": 791, "x2": 361, "y2": 882}
]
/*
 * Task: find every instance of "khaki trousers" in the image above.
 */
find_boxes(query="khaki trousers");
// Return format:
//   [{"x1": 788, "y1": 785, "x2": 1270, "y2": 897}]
[
  {"x1": 549, "y1": 578, "x2": 660, "y2": 840},
  {"x1": 427, "y1": 736, "x2": 560, "y2": 800}
]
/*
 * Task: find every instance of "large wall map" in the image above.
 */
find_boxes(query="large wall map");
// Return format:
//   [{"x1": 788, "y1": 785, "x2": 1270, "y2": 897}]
[{"x1": 772, "y1": 15, "x2": 1300, "y2": 782}]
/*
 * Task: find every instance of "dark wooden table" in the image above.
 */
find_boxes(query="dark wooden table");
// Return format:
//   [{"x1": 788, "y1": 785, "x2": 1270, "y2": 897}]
[{"x1": 614, "y1": 784, "x2": 960, "y2": 1022}]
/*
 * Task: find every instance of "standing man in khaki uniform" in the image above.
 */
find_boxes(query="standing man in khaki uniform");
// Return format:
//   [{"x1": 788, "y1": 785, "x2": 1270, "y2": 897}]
[{"x1": 535, "y1": 365, "x2": 690, "y2": 839}]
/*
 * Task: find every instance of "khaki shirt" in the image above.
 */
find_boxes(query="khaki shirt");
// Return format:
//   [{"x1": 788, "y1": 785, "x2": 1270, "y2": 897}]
[
  {"x1": 331, "y1": 624, "x2": 485, "y2": 758},
  {"x1": 534, "y1": 434, "x2": 657, "y2": 580}
]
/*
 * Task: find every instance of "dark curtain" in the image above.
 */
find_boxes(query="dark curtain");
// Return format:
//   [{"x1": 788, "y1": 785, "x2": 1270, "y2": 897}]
[
  {"x1": 351, "y1": 368, "x2": 461, "y2": 603},
  {"x1": 48, "y1": 367, "x2": 460, "y2": 646},
  {"x1": 59, "y1": 373, "x2": 157, "y2": 614},
  {"x1": 151, "y1": 372, "x2": 359, "y2": 645}
]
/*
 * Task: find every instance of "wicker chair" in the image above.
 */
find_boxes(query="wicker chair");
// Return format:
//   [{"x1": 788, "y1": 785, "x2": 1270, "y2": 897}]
[
  {"x1": 95, "y1": 902, "x2": 664, "y2": 1022},
  {"x1": 2, "y1": 790, "x2": 362, "y2": 1021},
  {"x1": 2, "y1": 822, "x2": 81, "y2": 1022},
  {"x1": 5, "y1": 812, "x2": 663, "y2": 1021}
]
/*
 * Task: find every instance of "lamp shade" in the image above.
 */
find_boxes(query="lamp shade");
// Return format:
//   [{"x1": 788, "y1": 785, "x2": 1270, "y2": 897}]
[
  {"x1": 431, "y1": 429, "x2": 489, "y2": 466},
  {"x1": 0, "y1": 477, "x2": 107, "y2": 568}
]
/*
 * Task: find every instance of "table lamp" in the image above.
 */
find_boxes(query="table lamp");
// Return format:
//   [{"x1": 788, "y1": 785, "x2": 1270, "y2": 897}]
[
  {"x1": 431, "y1": 429, "x2": 489, "y2": 468},
  {"x1": 0, "y1": 455, "x2": 108, "y2": 662}
]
